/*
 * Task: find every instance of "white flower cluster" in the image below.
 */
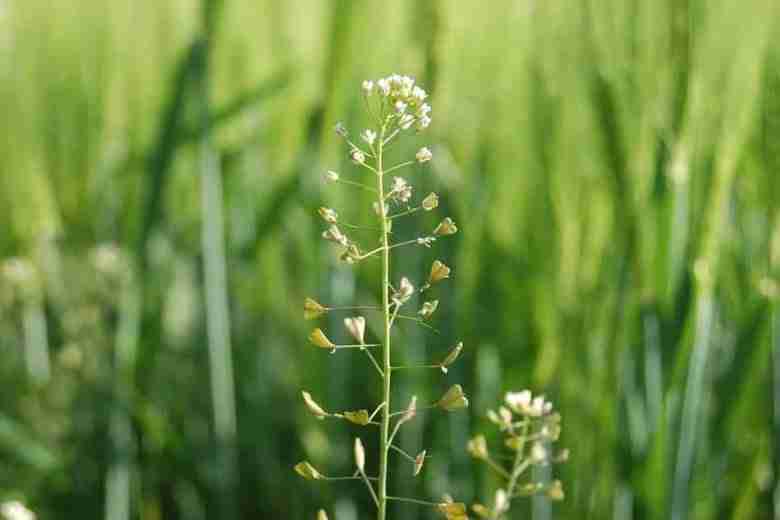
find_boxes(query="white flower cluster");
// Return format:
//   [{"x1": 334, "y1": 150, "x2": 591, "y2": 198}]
[
  {"x1": 0, "y1": 501, "x2": 36, "y2": 520},
  {"x1": 504, "y1": 390, "x2": 553, "y2": 417},
  {"x1": 362, "y1": 74, "x2": 431, "y2": 131}
]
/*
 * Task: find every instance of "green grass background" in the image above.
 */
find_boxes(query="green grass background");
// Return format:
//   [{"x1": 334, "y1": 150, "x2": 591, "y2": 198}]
[{"x1": 1, "y1": 0, "x2": 779, "y2": 518}]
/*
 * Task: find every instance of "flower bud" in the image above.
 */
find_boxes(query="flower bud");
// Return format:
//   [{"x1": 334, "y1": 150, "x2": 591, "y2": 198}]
[
  {"x1": 422, "y1": 192, "x2": 439, "y2": 211},
  {"x1": 390, "y1": 177, "x2": 412, "y2": 203},
  {"x1": 334, "y1": 122, "x2": 348, "y2": 137},
  {"x1": 354, "y1": 437, "x2": 366, "y2": 473},
  {"x1": 350, "y1": 149, "x2": 366, "y2": 164},
  {"x1": 325, "y1": 170, "x2": 339, "y2": 182},
  {"x1": 494, "y1": 489, "x2": 509, "y2": 514},
  {"x1": 439, "y1": 342, "x2": 463, "y2": 373},
  {"x1": 304, "y1": 298, "x2": 327, "y2": 320},
  {"x1": 466, "y1": 435, "x2": 488, "y2": 460},
  {"x1": 294, "y1": 461, "x2": 323, "y2": 480},
  {"x1": 428, "y1": 260, "x2": 451, "y2": 284},
  {"x1": 322, "y1": 225, "x2": 348, "y2": 246},
  {"x1": 398, "y1": 396, "x2": 418, "y2": 425},
  {"x1": 362, "y1": 80, "x2": 374, "y2": 95},
  {"x1": 309, "y1": 328, "x2": 336, "y2": 351},
  {"x1": 530, "y1": 442, "x2": 547, "y2": 464},
  {"x1": 301, "y1": 391, "x2": 328, "y2": 419},
  {"x1": 434, "y1": 217, "x2": 458, "y2": 236},
  {"x1": 317, "y1": 510, "x2": 329, "y2": 520},
  {"x1": 361, "y1": 129, "x2": 377, "y2": 145},
  {"x1": 344, "y1": 316, "x2": 366, "y2": 345},
  {"x1": 505, "y1": 390, "x2": 532, "y2": 414},
  {"x1": 318, "y1": 207, "x2": 338, "y2": 224},
  {"x1": 418, "y1": 300, "x2": 439, "y2": 320},
  {"x1": 413, "y1": 450, "x2": 427, "y2": 476},
  {"x1": 416, "y1": 147, "x2": 433, "y2": 163},
  {"x1": 437, "y1": 384, "x2": 469, "y2": 411},
  {"x1": 394, "y1": 277, "x2": 415, "y2": 304}
]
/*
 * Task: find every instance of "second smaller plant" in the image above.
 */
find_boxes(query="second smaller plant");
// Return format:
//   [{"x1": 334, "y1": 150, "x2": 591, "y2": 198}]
[{"x1": 467, "y1": 390, "x2": 567, "y2": 519}]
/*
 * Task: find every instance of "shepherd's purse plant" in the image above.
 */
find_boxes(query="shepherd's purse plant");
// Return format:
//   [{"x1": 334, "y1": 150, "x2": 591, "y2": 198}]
[{"x1": 295, "y1": 74, "x2": 469, "y2": 520}]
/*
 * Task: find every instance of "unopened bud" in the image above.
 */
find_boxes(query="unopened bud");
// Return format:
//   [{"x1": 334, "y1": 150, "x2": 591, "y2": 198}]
[
  {"x1": 344, "y1": 316, "x2": 366, "y2": 344},
  {"x1": 317, "y1": 509, "x2": 329, "y2": 520},
  {"x1": 416, "y1": 146, "x2": 433, "y2": 163},
  {"x1": 350, "y1": 149, "x2": 366, "y2": 164},
  {"x1": 325, "y1": 170, "x2": 339, "y2": 182},
  {"x1": 467, "y1": 435, "x2": 488, "y2": 460},
  {"x1": 413, "y1": 450, "x2": 426, "y2": 476},
  {"x1": 354, "y1": 437, "x2": 366, "y2": 473}
]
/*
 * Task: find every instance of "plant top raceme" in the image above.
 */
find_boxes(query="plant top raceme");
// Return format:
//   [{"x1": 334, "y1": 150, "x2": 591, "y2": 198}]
[{"x1": 295, "y1": 74, "x2": 469, "y2": 520}]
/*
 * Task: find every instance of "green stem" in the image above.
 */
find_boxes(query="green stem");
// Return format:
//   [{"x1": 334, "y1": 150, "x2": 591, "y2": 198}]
[{"x1": 377, "y1": 123, "x2": 391, "y2": 520}]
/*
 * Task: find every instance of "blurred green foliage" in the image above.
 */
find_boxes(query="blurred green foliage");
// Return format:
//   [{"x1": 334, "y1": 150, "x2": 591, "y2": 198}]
[{"x1": 1, "y1": 0, "x2": 779, "y2": 519}]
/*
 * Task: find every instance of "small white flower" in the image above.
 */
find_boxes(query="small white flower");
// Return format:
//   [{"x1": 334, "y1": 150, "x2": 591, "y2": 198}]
[
  {"x1": 399, "y1": 114, "x2": 415, "y2": 130},
  {"x1": 322, "y1": 225, "x2": 349, "y2": 246},
  {"x1": 0, "y1": 501, "x2": 36, "y2": 520},
  {"x1": 412, "y1": 85, "x2": 427, "y2": 102},
  {"x1": 530, "y1": 442, "x2": 547, "y2": 464},
  {"x1": 334, "y1": 121, "x2": 348, "y2": 137},
  {"x1": 325, "y1": 170, "x2": 340, "y2": 182},
  {"x1": 395, "y1": 100, "x2": 407, "y2": 114},
  {"x1": 494, "y1": 489, "x2": 510, "y2": 514},
  {"x1": 350, "y1": 149, "x2": 366, "y2": 164},
  {"x1": 344, "y1": 316, "x2": 366, "y2": 345},
  {"x1": 418, "y1": 103, "x2": 432, "y2": 116},
  {"x1": 377, "y1": 78, "x2": 390, "y2": 96},
  {"x1": 416, "y1": 115, "x2": 431, "y2": 130},
  {"x1": 361, "y1": 129, "x2": 377, "y2": 146},
  {"x1": 394, "y1": 277, "x2": 415, "y2": 304},
  {"x1": 416, "y1": 147, "x2": 432, "y2": 163},
  {"x1": 390, "y1": 177, "x2": 412, "y2": 203},
  {"x1": 362, "y1": 80, "x2": 374, "y2": 95},
  {"x1": 505, "y1": 390, "x2": 532, "y2": 413},
  {"x1": 418, "y1": 300, "x2": 439, "y2": 320}
]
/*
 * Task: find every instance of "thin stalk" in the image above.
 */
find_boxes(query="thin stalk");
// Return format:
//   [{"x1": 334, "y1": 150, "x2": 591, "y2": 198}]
[
  {"x1": 377, "y1": 123, "x2": 391, "y2": 520},
  {"x1": 383, "y1": 160, "x2": 415, "y2": 175},
  {"x1": 386, "y1": 496, "x2": 439, "y2": 507},
  {"x1": 388, "y1": 206, "x2": 421, "y2": 220}
]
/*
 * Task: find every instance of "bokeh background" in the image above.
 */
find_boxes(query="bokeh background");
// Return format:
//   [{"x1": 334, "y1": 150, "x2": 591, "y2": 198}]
[{"x1": 1, "y1": 0, "x2": 779, "y2": 519}]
